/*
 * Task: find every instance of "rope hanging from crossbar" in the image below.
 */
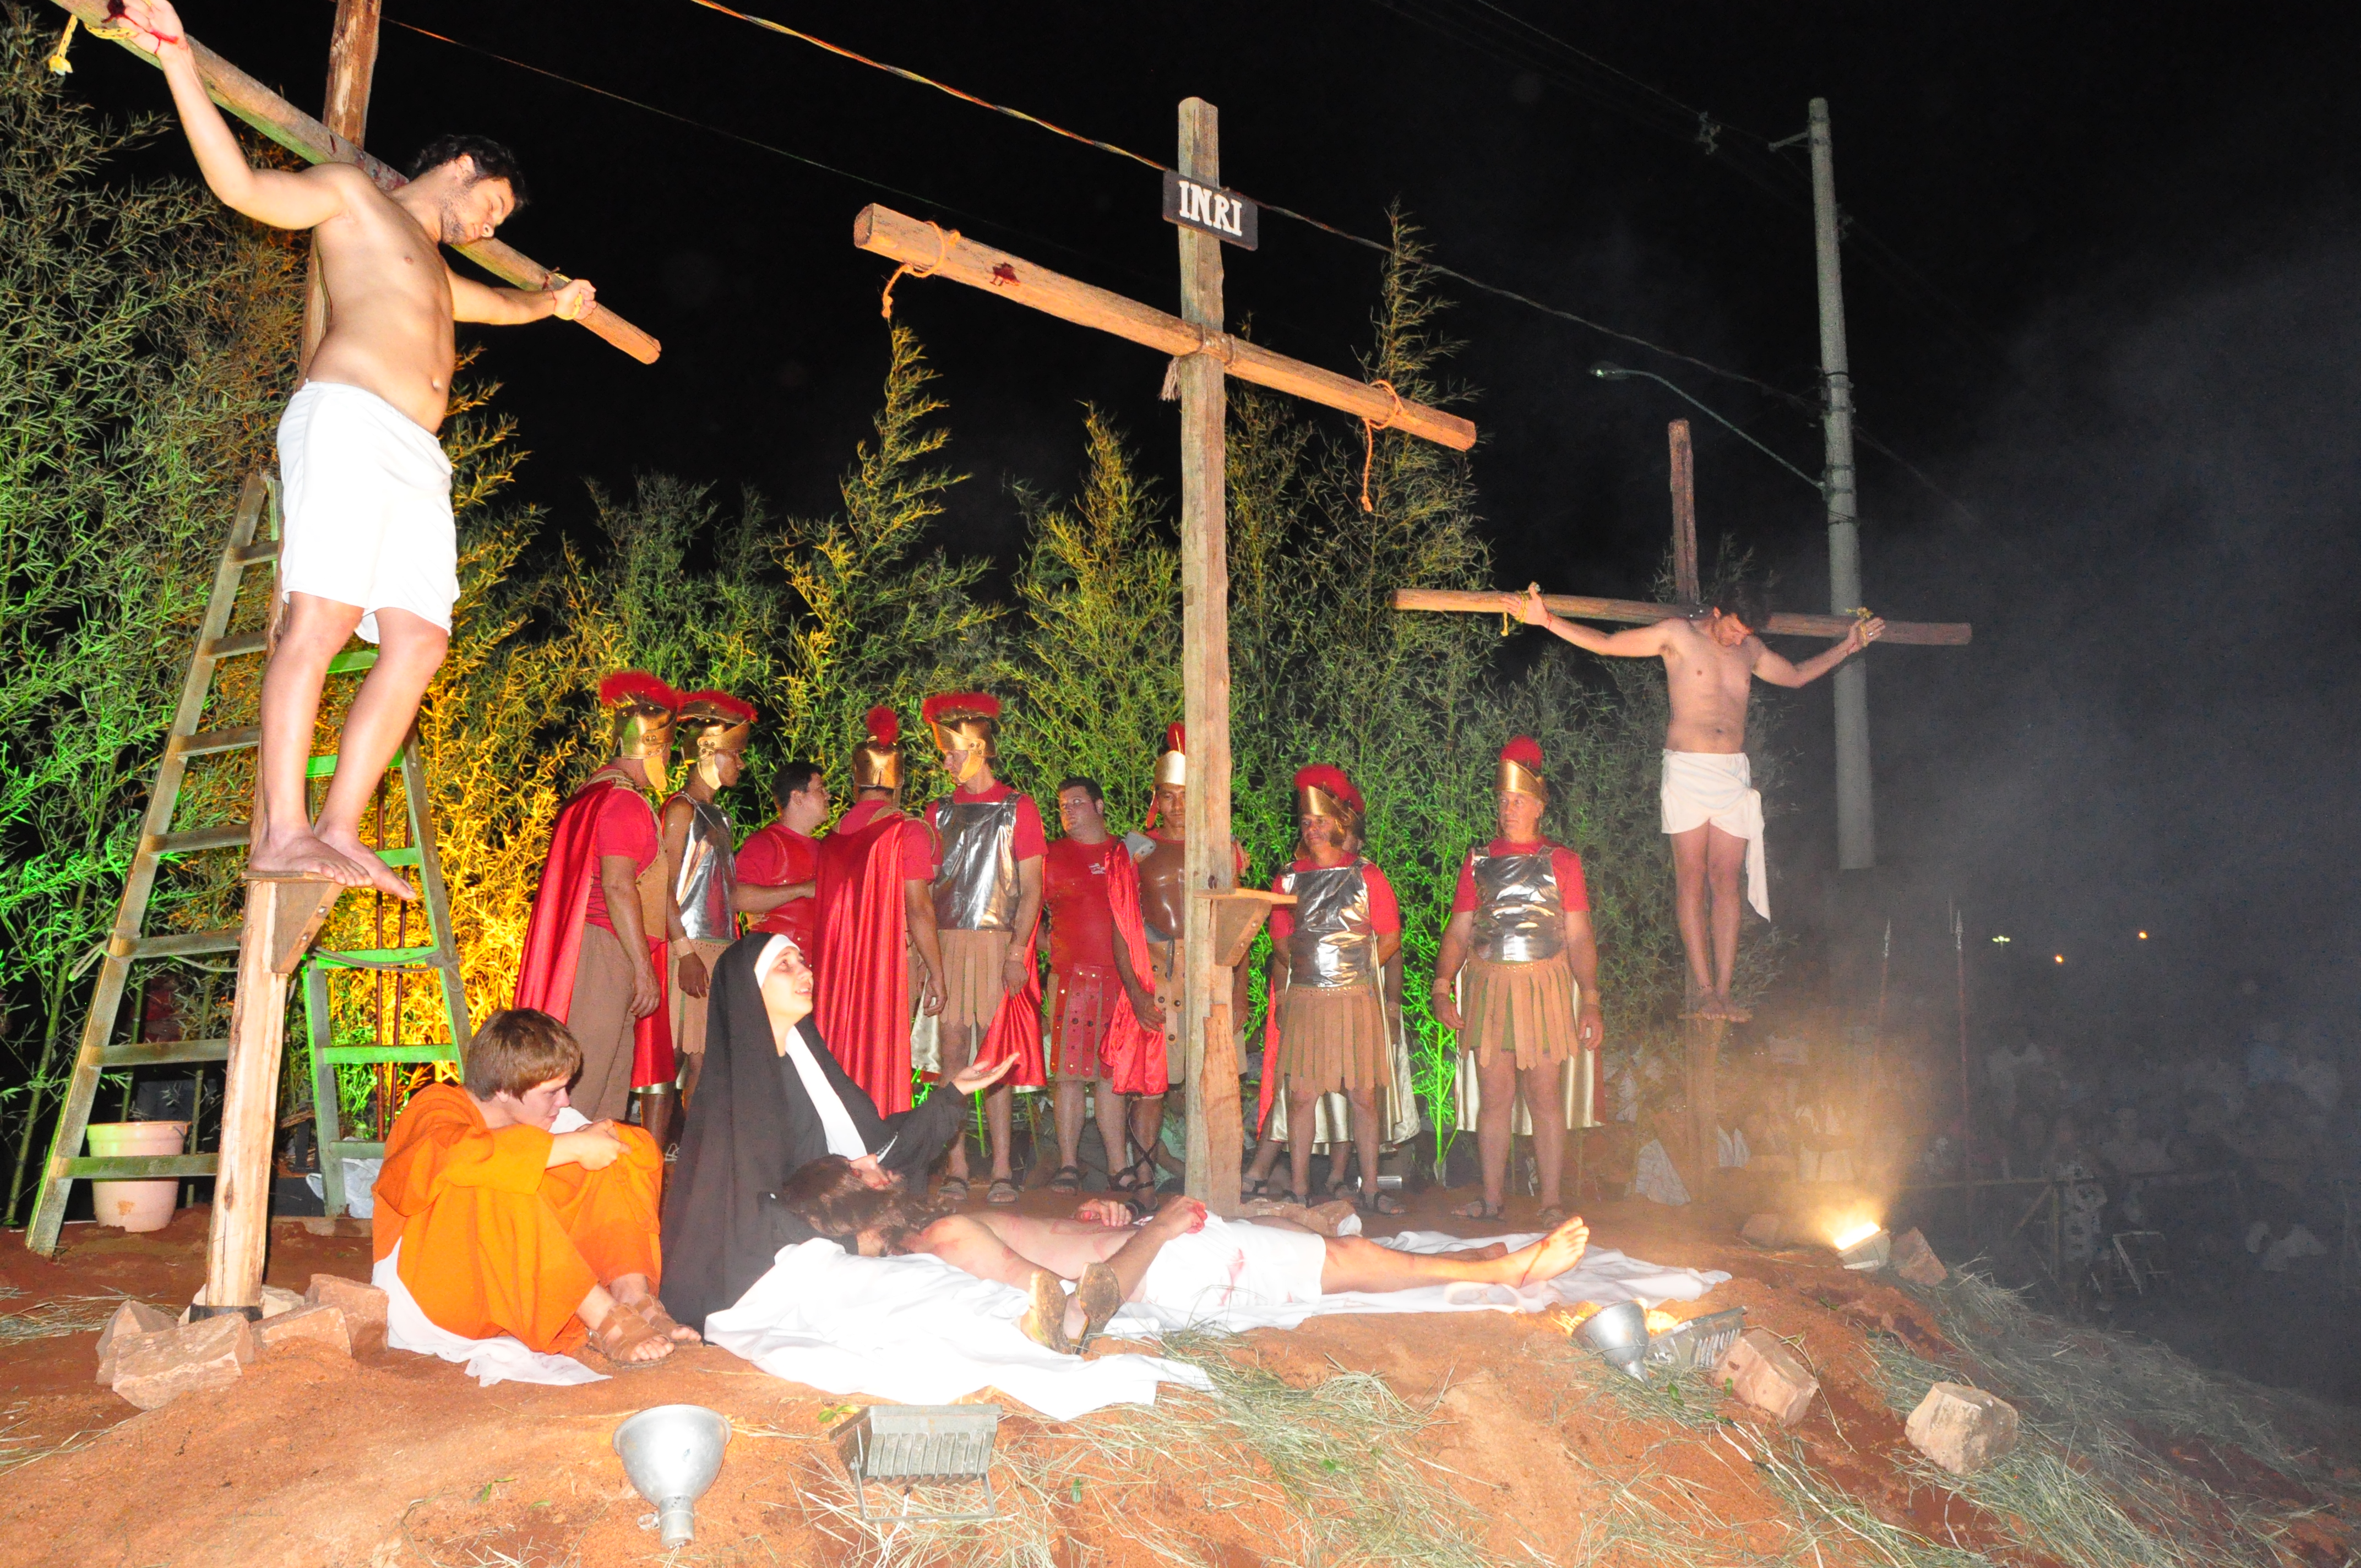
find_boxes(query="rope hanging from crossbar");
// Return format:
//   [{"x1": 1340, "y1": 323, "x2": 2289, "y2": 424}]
[
  {"x1": 1359, "y1": 379, "x2": 1405, "y2": 513},
  {"x1": 879, "y1": 223, "x2": 958, "y2": 320},
  {"x1": 46, "y1": 14, "x2": 78, "y2": 73}
]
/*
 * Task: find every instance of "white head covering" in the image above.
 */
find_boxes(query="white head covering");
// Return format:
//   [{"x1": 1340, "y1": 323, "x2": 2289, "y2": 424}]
[{"x1": 752, "y1": 935, "x2": 864, "y2": 1158}]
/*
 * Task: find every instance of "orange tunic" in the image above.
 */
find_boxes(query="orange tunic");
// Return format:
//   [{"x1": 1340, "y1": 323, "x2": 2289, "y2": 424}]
[{"x1": 371, "y1": 1084, "x2": 665, "y2": 1353}]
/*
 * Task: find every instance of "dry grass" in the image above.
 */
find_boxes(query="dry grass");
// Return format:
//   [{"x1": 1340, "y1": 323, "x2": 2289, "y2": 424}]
[{"x1": 0, "y1": 1286, "x2": 130, "y2": 1347}]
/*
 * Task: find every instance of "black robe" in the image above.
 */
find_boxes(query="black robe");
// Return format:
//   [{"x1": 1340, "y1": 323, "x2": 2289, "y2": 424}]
[{"x1": 660, "y1": 933, "x2": 966, "y2": 1333}]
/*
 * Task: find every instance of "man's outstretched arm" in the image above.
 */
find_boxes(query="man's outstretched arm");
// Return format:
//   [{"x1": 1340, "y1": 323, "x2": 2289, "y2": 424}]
[
  {"x1": 1509, "y1": 586, "x2": 1674, "y2": 658},
  {"x1": 1751, "y1": 617, "x2": 1885, "y2": 688},
  {"x1": 118, "y1": 0, "x2": 350, "y2": 231},
  {"x1": 449, "y1": 270, "x2": 596, "y2": 326}
]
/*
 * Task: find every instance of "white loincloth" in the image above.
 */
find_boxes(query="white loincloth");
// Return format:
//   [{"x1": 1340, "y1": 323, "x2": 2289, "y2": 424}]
[
  {"x1": 1660, "y1": 750, "x2": 1769, "y2": 919},
  {"x1": 1133, "y1": 1215, "x2": 1328, "y2": 1318},
  {"x1": 276, "y1": 380, "x2": 457, "y2": 643}
]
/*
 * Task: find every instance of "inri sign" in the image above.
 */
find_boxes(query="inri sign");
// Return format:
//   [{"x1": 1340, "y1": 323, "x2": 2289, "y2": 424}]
[{"x1": 1162, "y1": 170, "x2": 1259, "y2": 251}]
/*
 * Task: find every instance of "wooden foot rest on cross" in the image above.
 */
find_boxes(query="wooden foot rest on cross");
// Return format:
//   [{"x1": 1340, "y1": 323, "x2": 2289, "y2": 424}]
[
  {"x1": 1195, "y1": 887, "x2": 1296, "y2": 968},
  {"x1": 240, "y1": 875, "x2": 345, "y2": 976}
]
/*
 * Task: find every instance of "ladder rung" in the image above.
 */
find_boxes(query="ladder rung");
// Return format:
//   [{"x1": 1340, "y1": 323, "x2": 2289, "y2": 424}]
[
  {"x1": 232, "y1": 540, "x2": 279, "y2": 566},
  {"x1": 56, "y1": 1154, "x2": 217, "y2": 1180},
  {"x1": 113, "y1": 929, "x2": 240, "y2": 960},
  {"x1": 149, "y1": 824, "x2": 249, "y2": 856},
  {"x1": 205, "y1": 630, "x2": 268, "y2": 659},
  {"x1": 378, "y1": 847, "x2": 422, "y2": 867},
  {"x1": 316, "y1": 945, "x2": 442, "y2": 967},
  {"x1": 327, "y1": 649, "x2": 379, "y2": 675},
  {"x1": 175, "y1": 726, "x2": 260, "y2": 758},
  {"x1": 319, "y1": 1140, "x2": 387, "y2": 1159},
  {"x1": 319, "y1": 1046, "x2": 461, "y2": 1065},
  {"x1": 100, "y1": 1038, "x2": 230, "y2": 1068},
  {"x1": 307, "y1": 753, "x2": 405, "y2": 781}
]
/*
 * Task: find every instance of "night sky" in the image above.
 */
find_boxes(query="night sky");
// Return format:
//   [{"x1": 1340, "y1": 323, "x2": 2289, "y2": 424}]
[{"x1": 66, "y1": 1, "x2": 2361, "y2": 1042}]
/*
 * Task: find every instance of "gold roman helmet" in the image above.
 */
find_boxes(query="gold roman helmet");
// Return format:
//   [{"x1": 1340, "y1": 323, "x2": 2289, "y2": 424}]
[
  {"x1": 922, "y1": 692, "x2": 1000, "y2": 786},
  {"x1": 1498, "y1": 734, "x2": 1547, "y2": 805},
  {"x1": 852, "y1": 705, "x2": 904, "y2": 792},
  {"x1": 1154, "y1": 721, "x2": 1188, "y2": 789},
  {"x1": 1292, "y1": 764, "x2": 1366, "y2": 843},
  {"x1": 600, "y1": 671, "x2": 681, "y2": 796},
  {"x1": 677, "y1": 689, "x2": 757, "y2": 791}
]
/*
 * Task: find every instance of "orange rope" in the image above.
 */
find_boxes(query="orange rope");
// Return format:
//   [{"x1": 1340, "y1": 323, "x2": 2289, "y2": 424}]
[
  {"x1": 880, "y1": 222, "x2": 958, "y2": 320},
  {"x1": 1359, "y1": 379, "x2": 1406, "y2": 513}
]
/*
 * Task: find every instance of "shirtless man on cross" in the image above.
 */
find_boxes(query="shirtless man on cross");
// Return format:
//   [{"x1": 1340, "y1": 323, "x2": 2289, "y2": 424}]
[
  {"x1": 1511, "y1": 583, "x2": 1882, "y2": 1020},
  {"x1": 121, "y1": 1, "x2": 596, "y2": 899}
]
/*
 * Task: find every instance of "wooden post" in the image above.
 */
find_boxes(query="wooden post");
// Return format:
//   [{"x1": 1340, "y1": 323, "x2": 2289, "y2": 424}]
[
  {"x1": 1668, "y1": 419, "x2": 1699, "y2": 607},
  {"x1": 202, "y1": 880, "x2": 336, "y2": 1315},
  {"x1": 1176, "y1": 97, "x2": 1241, "y2": 1217},
  {"x1": 299, "y1": 0, "x2": 380, "y2": 377}
]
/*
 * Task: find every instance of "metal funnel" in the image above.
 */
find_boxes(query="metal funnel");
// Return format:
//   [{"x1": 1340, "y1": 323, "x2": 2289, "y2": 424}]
[
  {"x1": 613, "y1": 1404, "x2": 732, "y2": 1548},
  {"x1": 1581, "y1": 1299, "x2": 1651, "y2": 1380}
]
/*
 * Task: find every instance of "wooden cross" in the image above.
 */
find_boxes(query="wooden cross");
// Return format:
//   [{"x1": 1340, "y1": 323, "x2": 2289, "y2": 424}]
[
  {"x1": 1394, "y1": 419, "x2": 1971, "y2": 645},
  {"x1": 855, "y1": 100, "x2": 1474, "y2": 1215},
  {"x1": 1396, "y1": 419, "x2": 1972, "y2": 1191}
]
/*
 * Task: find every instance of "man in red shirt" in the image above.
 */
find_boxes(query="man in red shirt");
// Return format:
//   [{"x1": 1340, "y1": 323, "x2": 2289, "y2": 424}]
[
  {"x1": 1041, "y1": 777, "x2": 1162, "y2": 1196},
  {"x1": 812, "y1": 708, "x2": 945, "y2": 1118},
  {"x1": 515, "y1": 673, "x2": 679, "y2": 1127},
  {"x1": 734, "y1": 761, "x2": 831, "y2": 954},
  {"x1": 922, "y1": 693, "x2": 1047, "y2": 1206},
  {"x1": 1256, "y1": 765, "x2": 1404, "y2": 1213},
  {"x1": 1430, "y1": 736, "x2": 1604, "y2": 1225}
]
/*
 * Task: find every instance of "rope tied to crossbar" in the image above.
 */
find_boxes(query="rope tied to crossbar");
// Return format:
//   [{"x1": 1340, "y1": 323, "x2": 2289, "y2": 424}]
[
  {"x1": 1359, "y1": 379, "x2": 1405, "y2": 513},
  {"x1": 1158, "y1": 329, "x2": 1237, "y2": 401},
  {"x1": 46, "y1": 14, "x2": 78, "y2": 73},
  {"x1": 879, "y1": 222, "x2": 958, "y2": 320}
]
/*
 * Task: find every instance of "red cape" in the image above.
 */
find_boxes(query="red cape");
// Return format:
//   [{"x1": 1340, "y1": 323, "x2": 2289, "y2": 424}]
[
  {"x1": 975, "y1": 942, "x2": 1045, "y2": 1090},
  {"x1": 813, "y1": 812, "x2": 915, "y2": 1114},
  {"x1": 1097, "y1": 847, "x2": 1164, "y2": 1096},
  {"x1": 514, "y1": 772, "x2": 673, "y2": 1089}
]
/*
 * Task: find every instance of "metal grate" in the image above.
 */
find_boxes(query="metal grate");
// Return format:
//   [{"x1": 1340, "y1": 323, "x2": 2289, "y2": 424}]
[
  {"x1": 1645, "y1": 1306, "x2": 1748, "y2": 1376},
  {"x1": 829, "y1": 1404, "x2": 1000, "y2": 1521}
]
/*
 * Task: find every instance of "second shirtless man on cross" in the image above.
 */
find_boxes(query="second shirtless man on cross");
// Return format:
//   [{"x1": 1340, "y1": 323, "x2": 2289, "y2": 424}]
[
  {"x1": 1512, "y1": 582, "x2": 1881, "y2": 1021},
  {"x1": 123, "y1": 1, "x2": 596, "y2": 898}
]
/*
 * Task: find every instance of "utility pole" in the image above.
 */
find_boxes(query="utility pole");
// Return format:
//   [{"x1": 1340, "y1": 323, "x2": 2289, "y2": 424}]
[{"x1": 1809, "y1": 96, "x2": 1873, "y2": 871}]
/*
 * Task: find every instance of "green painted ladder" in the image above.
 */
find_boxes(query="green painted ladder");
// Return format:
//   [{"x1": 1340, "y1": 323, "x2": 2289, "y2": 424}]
[{"x1": 26, "y1": 471, "x2": 470, "y2": 1251}]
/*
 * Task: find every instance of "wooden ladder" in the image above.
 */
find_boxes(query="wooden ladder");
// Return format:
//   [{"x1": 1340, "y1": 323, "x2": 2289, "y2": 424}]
[{"x1": 26, "y1": 471, "x2": 470, "y2": 1265}]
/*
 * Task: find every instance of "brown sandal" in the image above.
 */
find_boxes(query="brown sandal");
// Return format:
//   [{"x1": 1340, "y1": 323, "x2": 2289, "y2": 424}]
[
  {"x1": 1016, "y1": 1268, "x2": 1074, "y2": 1355},
  {"x1": 1074, "y1": 1261, "x2": 1123, "y2": 1349},
  {"x1": 635, "y1": 1298, "x2": 702, "y2": 1344},
  {"x1": 589, "y1": 1301, "x2": 672, "y2": 1368}
]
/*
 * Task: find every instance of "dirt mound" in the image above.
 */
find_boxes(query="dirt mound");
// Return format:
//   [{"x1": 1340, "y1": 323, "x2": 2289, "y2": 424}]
[{"x1": 0, "y1": 1195, "x2": 2351, "y2": 1567}]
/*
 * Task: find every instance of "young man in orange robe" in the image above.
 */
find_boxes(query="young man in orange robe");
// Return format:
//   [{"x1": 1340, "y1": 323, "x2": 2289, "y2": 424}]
[{"x1": 372, "y1": 1008, "x2": 690, "y2": 1365}]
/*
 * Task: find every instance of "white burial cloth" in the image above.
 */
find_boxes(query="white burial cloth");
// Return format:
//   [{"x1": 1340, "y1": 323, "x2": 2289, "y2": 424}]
[{"x1": 1660, "y1": 749, "x2": 1769, "y2": 918}]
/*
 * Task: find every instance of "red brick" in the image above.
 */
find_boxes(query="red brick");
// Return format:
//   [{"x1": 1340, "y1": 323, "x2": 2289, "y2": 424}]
[
  {"x1": 111, "y1": 1314, "x2": 254, "y2": 1410},
  {"x1": 1890, "y1": 1228, "x2": 1949, "y2": 1286},
  {"x1": 94, "y1": 1301, "x2": 176, "y2": 1385},
  {"x1": 1713, "y1": 1327, "x2": 1819, "y2": 1427},
  {"x1": 1739, "y1": 1212, "x2": 1788, "y2": 1248},
  {"x1": 304, "y1": 1274, "x2": 387, "y2": 1334},
  {"x1": 257, "y1": 1303, "x2": 351, "y2": 1358},
  {"x1": 1906, "y1": 1382, "x2": 2019, "y2": 1474}
]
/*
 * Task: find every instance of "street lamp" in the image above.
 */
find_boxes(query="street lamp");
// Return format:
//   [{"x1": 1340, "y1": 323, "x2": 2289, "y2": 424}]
[{"x1": 1588, "y1": 362, "x2": 1826, "y2": 494}]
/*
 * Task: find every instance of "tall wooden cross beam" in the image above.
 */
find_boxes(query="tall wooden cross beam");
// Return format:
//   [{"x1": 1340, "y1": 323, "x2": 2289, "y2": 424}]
[
  {"x1": 48, "y1": 0, "x2": 661, "y2": 364},
  {"x1": 855, "y1": 100, "x2": 1473, "y2": 1215}
]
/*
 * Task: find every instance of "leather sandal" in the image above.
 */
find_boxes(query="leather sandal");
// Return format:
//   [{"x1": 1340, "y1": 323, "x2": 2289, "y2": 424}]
[
  {"x1": 1361, "y1": 1190, "x2": 1407, "y2": 1217},
  {"x1": 986, "y1": 1177, "x2": 1021, "y2": 1206},
  {"x1": 588, "y1": 1301, "x2": 671, "y2": 1368},
  {"x1": 1074, "y1": 1261, "x2": 1124, "y2": 1349},
  {"x1": 937, "y1": 1175, "x2": 971, "y2": 1202},
  {"x1": 634, "y1": 1297, "x2": 702, "y2": 1344},
  {"x1": 1049, "y1": 1164, "x2": 1084, "y2": 1195},
  {"x1": 1016, "y1": 1268, "x2": 1075, "y2": 1355},
  {"x1": 1452, "y1": 1197, "x2": 1503, "y2": 1222}
]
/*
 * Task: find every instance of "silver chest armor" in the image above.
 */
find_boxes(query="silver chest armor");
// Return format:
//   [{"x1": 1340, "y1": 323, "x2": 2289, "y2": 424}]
[
  {"x1": 1279, "y1": 859, "x2": 1380, "y2": 989},
  {"x1": 1468, "y1": 849, "x2": 1565, "y2": 963},
  {"x1": 932, "y1": 795, "x2": 1022, "y2": 931},
  {"x1": 672, "y1": 796, "x2": 738, "y2": 943}
]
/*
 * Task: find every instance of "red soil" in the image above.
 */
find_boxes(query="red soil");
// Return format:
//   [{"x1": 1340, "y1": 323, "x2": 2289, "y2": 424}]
[{"x1": 0, "y1": 1190, "x2": 2346, "y2": 1567}]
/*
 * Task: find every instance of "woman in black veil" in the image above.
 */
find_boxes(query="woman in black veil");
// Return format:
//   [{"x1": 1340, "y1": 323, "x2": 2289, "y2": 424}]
[{"x1": 660, "y1": 933, "x2": 1016, "y2": 1333}]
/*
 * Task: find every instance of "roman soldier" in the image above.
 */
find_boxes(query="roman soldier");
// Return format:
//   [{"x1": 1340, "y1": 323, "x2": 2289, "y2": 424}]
[
  {"x1": 1256, "y1": 764, "x2": 1404, "y2": 1215},
  {"x1": 660, "y1": 689, "x2": 756, "y2": 1110},
  {"x1": 1041, "y1": 776, "x2": 1162, "y2": 1196},
  {"x1": 812, "y1": 706, "x2": 943, "y2": 1117},
  {"x1": 733, "y1": 760, "x2": 831, "y2": 955},
  {"x1": 515, "y1": 672, "x2": 679, "y2": 1127},
  {"x1": 921, "y1": 692, "x2": 1047, "y2": 1205},
  {"x1": 1125, "y1": 723, "x2": 1248, "y2": 1186},
  {"x1": 1431, "y1": 736, "x2": 1604, "y2": 1225}
]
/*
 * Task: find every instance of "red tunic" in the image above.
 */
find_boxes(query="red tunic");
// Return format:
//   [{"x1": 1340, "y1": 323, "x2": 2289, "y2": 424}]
[
  {"x1": 514, "y1": 771, "x2": 673, "y2": 1090},
  {"x1": 735, "y1": 821, "x2": 820, "y2": 950}
]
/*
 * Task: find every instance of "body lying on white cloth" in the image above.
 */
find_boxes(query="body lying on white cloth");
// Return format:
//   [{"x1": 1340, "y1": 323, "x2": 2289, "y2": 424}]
[{"x1": 702, "y1": 1217, "x2": 1729, "y2": 1422}]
